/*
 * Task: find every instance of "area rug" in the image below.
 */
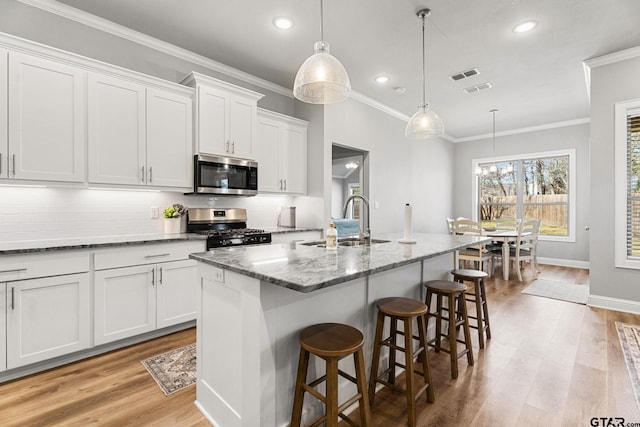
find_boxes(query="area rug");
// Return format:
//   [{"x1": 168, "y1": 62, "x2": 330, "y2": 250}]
[
  {"x1": 521, "y1": 279, "x2": 589, "y2": 304},
  {"x1": 615, "y1": 322, "x2": 640, "y2": 411},
  {"x1": 141, "y1": 343, "x2": 196, "y2": 395}
]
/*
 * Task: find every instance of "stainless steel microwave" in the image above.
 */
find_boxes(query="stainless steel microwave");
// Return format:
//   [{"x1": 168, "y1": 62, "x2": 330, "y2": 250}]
[{"x1": 192, "y1": 154, "x2": 258, "y2": 196}]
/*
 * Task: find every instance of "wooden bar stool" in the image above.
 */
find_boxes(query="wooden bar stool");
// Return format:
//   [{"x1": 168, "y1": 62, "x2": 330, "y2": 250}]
[
  {"x1": 451, "y1": 268, "x2": 492, "y2": 349},
  {"x1": 368, "y1": 297, "x2": 435, "y2": 427},
  {"x1": 424, "y1": 280, "x2": 474, "y2": 379},
  {"x1": 291, "y1": 323, "x2": 371, "y2": 427}
]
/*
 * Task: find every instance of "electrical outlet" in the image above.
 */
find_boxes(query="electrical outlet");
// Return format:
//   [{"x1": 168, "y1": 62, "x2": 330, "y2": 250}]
[
  {"x1": 213, "y1": 268, "x2": 225, "y2": 283},
  {"x1": 150, "y1": 206, "x2": 159, "y2": 219}
]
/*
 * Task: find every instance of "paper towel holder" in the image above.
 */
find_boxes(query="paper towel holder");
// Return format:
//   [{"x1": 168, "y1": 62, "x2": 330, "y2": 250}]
[{"x1": 398, "y1": 203, "x2": 417, "y2": 244}]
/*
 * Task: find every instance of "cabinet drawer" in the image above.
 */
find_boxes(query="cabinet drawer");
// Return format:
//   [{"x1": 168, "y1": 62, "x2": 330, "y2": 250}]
[
  {"x1": 94, "y1": 241, "x2": 205, "y2": 270},
  {"x1": 0, "y1": 251, "x2": 90, "y2": 282}
]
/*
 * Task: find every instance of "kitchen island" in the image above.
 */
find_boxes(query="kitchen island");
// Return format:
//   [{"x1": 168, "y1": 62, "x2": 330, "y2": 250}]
[{"x1": 189, "y1": 233, "x2": 489, "y2": 427}]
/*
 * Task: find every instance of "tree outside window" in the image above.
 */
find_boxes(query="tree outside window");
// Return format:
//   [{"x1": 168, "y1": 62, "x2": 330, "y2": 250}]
[{"x1": 477, "y1": 154, "x2": 570, "y2": 236}]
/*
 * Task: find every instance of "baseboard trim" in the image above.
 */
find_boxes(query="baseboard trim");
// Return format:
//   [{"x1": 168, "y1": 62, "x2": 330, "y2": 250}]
[
  {"x1": 538, "y1": 257, "x2": 590, "y2": 269},
  {"x1": 587, "y1": 294, "x2": 640, "y2": 315}
]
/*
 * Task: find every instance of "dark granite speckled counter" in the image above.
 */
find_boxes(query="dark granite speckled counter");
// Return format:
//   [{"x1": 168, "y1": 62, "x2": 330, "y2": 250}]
[
  {"x1": 0, "y1": 233, "x2": 207, "y2": 255},
  {"x1": 189, "y1": 232, "x2": 490, "y2": 293}
]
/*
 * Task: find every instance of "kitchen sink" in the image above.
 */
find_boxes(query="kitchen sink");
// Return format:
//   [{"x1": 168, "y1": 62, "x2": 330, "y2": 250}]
[{"x1": 300, "y1": 238, "x2": 391, "y2": 248}]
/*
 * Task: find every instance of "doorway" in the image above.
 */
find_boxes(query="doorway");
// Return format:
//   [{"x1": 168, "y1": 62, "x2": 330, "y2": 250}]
[{"x1": 331, "y1": 144, "x2": 369, "y2": 219}]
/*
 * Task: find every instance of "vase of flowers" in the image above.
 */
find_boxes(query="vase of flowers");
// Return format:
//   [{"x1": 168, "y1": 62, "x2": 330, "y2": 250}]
[{"x1": 163, "y1": 204, "x2": 188, "y2": 234}]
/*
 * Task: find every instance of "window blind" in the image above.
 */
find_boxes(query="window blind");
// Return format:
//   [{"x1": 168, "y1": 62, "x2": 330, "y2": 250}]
[{"x1": 627, "y1": 113, "x2": 640, "y2": 258}]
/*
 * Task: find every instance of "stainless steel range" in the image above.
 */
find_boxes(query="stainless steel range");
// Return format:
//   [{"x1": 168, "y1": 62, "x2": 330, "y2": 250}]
[{"x1": 187, "y1": 208, "x2": 272, "y2": 249}]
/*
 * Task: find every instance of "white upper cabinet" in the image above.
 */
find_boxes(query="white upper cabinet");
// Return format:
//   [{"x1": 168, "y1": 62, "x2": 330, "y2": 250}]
[
  {"x1": 88, "y1": 73, "x2": 146, "y2": 185},
  {"x1": 255, "y1": 109, "x2": 308, "y2": 194},
  {"x1": 0, "y1": 49, "x2": 7, "y2": 180},
  {"x1": 88, "y1": 74, "x2": 193, "y2": 189},
  {"x1": 182, "y1": 72, "x2": 263, "y2": 160},
  {"x1": 8, "y1": 52, "x2": 85, "y2": 182},
  {"x1": 146, "y1": 88, "x2": 193, "y2": 188}
]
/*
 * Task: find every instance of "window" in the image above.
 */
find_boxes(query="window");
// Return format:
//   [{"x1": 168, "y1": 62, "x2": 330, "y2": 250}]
[
  {"x1": 473, "y1": 149, "x2": 576, "y2": 242},
  {"x1": 615, "y1": 100, "x2": 640, "y2": 268}
]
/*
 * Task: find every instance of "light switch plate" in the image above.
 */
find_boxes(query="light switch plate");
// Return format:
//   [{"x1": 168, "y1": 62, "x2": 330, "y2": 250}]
[{"x1": 150, "y1": 206, "x2": 159, "y2": 219}]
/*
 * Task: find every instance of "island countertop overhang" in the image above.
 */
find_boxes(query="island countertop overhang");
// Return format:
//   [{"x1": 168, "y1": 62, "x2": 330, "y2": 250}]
[{"x1": 189, "y1": 233, "x2": 490, "y2": 293}]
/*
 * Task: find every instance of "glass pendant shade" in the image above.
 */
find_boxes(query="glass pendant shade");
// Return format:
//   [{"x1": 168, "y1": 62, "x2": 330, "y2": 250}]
[
  {"x1": 489, "y1": 163, "x2": 498, "y2": 173},
  {"x1": 404, "y1": 105, "x2": 444, "y2": 139},
  {"x1": 293, "y1": 41, "x2": 351, "y2": 104}
]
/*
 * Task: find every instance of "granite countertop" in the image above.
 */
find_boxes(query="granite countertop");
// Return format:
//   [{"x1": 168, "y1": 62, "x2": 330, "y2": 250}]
[
  {"x1": 0, "y1": 233, "x2": 207, "y2": 255},
  {"x1": 190, "y1": 233, "x2": 490, "y2": 293},
  {"x1": 262, "y1": 226, "x2": 323, "y2": 234}
]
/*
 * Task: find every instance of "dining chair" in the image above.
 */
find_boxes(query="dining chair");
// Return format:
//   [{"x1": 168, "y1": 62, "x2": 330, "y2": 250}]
[
  {"x1": 451, "y1": 219, "x2": 492, "y2": 275},
  {"x1": 495, "y1": 217, "x2": 518, "y2": 231},
  {"x1": 490, "y1": 219, "x2": 539, "y2": 281}
]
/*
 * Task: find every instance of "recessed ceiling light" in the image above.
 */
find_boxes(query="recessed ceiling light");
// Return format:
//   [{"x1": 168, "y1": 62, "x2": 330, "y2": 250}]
[
  {"x1": 375, "y1": 75, "x2": 389, "y2": 84},
  {"x1": 273, "y1": 16, "x2": 295, "y2": 30},
  {"x1": 513, "y1": 20, "x2": 537, "y2": 33},
  {"x1": 394, "y1": 87, "x2": 406, "y2": 94}
]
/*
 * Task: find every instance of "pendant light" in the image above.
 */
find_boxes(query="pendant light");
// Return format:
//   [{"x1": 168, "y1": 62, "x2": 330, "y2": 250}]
[
  {"x1": 293, "y1": 0, "x2": 351, "y2": 104},
  {"x1": 475, "y1": 109, "x2": 499, "y2": 176},
  {"x1": 405, "y1": 8, "x2": 444, "y2": 139}
]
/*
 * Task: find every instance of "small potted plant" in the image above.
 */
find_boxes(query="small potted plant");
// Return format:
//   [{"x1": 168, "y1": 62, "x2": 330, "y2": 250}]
[{"x1": 163, "y1": 204, "x2": 188, "y2": 234}]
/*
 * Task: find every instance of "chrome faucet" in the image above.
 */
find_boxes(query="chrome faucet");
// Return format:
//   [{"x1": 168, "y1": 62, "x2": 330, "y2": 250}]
[{"x1": 342, "y1": 194, "x2": 371, "y2": 244}]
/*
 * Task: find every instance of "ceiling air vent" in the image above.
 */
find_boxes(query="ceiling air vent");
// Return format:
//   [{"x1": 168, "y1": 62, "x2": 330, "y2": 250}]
[
  {"x1": 449, "y1": 68, "x2": 479, "y2": 81},
  {"x1": 464, "y1": 82, "x2": 492, "y2": 94}
]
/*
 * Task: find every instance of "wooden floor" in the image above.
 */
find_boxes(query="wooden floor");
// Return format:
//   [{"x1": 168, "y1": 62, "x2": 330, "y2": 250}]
[{"x1": 1, "y1": 264, "x2": 639, "y2": 426}]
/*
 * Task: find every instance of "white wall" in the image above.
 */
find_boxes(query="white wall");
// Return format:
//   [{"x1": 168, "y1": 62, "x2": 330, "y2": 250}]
[
  {"x1": 331, "y1": 178, "x2": 344, "y2": 218},
  {"x1": 589, "y1": 54, "x2": 640, "y2": 305},
  {"x1": 323, "y1": 98, "x2": 454, "y2": 235},
  {"x1": 453, "y1": 123, "x2": 591, "y2": 263}
]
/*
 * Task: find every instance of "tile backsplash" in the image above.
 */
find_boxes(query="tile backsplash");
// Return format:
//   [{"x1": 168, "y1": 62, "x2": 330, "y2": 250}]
[{"x1": 0, "y1": 187, "x2": 321, "y2": 242}]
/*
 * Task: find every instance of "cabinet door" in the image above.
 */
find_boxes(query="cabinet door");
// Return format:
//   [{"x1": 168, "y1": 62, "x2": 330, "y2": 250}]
[
  {"x1": 0, "y1": 49, "x2": 7, "y2": 179},
  {"x1": 146, "y1": 89, "x2": 193, "y2": 188},
  {"x1": 255, "y1": 118, "x2": 281, "y2": 192},
  {"x1": 156, "y1": 260, "x2": 198, "y2": 328},
  {"x1": 198, "y1": 85, "x2": 228, "y2": 156},
  {"x1": 6, "y1": 273, "x2": 90, "y2": 369},
  {"x1": 94, "y1": 265, "x2": 156, "y2": 345},
  {"x1": 8, "y1": 52, "x2": 85, "y2": 182},
  {"x1": 228, "y1": 96, "x2": 255, "y2": 159},
  {"x1": 281, "y1": 125, "x2": 307, "y2": 194},
  {"x1": 88, "y1": 73, "x2": 146, "y2": 185},
  {"x1": 0, "y1": 284, "x2": 5, "y2": 372}
]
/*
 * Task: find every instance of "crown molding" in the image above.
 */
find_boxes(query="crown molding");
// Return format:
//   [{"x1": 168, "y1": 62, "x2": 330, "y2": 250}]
[
  {"x1": 18, "y1": 0, "x2": 434, "y2": 131},
  {"x1": 583, "y1": 45, "x2": 640, "y2": 69},
  {"x1": 16, "y1": 0, "x2": 294, "y2": 98},
  {"x1": 452, "y1": 117, "x2": 590, "y2": 143}
]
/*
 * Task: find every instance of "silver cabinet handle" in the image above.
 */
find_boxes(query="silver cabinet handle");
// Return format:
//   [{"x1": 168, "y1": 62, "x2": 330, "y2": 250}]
[
  {"x1": 144, "y1": 253, "x2": 171, "y2": 259},
  {"x1": 159, "y1": 267, "x2": 163, "y2": 284},
  {"x1": 0, "y1": 268, "x2": 27, "y2": 274},
  {"x1": 279, "y1": 179, "x2": 283, "y2": 190},
  {"x1": 11, "y1": 287, "x2": 15, "y2": 310},
  {"x1": 231, "y1": 141, "x2": 235, "y2": 153},
  {"x1": 226, "y1": 141, "x2": 230, "y2": 152},
  {"x1": 283, "y1": 179, "x2": 287, "y2": 191},
  {"x1": 151, "y1": 268, "x2": 155, "y2": 286},
  {"x1": 12, "y1": 154, "x2": 16, "y2": 176},
  {"x1": 141, "y1": 166, "x2": 145, "y2": 183},
  {"x1": 149, "y1": 166, "x2": 153, "y2": 183}
]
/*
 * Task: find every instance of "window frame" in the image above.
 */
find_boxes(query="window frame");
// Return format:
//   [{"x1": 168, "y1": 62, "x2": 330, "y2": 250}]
[
  {"x1": 614, "y1": 99, "x2": 640, "y2": 269},
  {"x1": 472, "y1": 149, "x2": 576, "y2": 242}
]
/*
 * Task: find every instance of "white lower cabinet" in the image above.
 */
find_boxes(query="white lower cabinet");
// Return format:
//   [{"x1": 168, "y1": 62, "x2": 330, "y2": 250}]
[
  {"x1": 156, "y1": 259, "x2": 198, "y2": 328},
  {"x1": 94, "y1": 259, "x2": 198, "y2": 345},
  {"x1": 94, "y1": 265, "x2": 156, "y2": 346},
  {"x1": 6, "y1": 273, "x2": 90, "y2": 369},
  {"x1": 0, "y1": 285, "x2": 5, "y2": 372}
]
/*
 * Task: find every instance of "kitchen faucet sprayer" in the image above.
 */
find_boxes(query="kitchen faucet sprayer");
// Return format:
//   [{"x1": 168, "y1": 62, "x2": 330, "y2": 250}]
[{"x1": 342, "y1": 194, "x2": 371, "y2": 244}]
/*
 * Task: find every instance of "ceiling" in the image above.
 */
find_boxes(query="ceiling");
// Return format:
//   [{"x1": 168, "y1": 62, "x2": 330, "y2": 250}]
[{"x1": 53, "y1": 0, "x2": 640, "y2": 139}]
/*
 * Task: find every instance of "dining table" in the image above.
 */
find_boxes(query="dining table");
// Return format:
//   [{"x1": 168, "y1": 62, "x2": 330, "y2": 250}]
[{"x1": 484, "y1": 229, "x2": 531, "y2": 280}]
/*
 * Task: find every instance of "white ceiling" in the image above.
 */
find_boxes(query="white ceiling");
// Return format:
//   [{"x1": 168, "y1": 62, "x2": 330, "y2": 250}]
[{"x1": 53, "y1": 0, "x2": 640, "y2": 139}]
